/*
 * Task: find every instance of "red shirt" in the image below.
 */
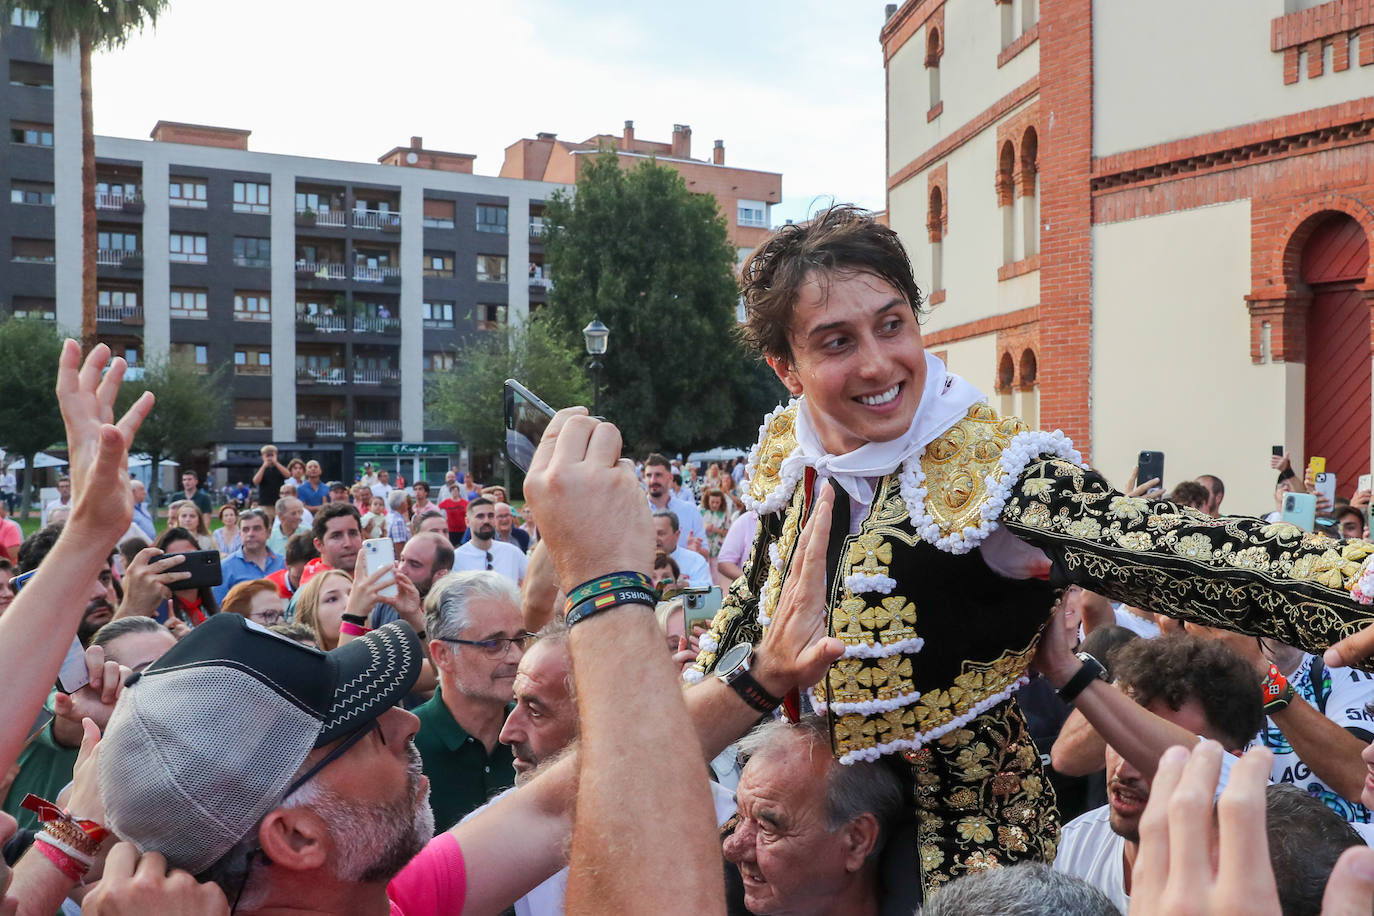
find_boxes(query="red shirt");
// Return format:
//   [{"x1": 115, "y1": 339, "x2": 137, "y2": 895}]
[
  {"x1": 298, "y1": 558, "x2": 332, "y2": 587},
  {"x1": 438, "y1": 497, "x2": 468, "y2": 534},
  {"x1": 265, "y1": 566, "x2": 298, "y2": 598}
]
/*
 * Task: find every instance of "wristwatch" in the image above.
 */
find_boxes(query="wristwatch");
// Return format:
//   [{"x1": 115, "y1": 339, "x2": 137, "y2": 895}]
[
  {"x1": 341, "y1": 613, "x2": 368, "y2": 627},
  {"x1": 715, "y1": 643, "x2": 782, "y2": 715},
  {"x1": 1057, "y1": 652, "x2": 1108, "y2": 704}
]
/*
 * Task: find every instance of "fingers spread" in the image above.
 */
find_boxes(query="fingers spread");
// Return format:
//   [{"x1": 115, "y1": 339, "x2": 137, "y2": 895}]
[
  {"x1": 55, "y1": 339, "x2": 81, "y2": 396},
  {"x1": 116, "y1": 390, "x2": 155, "y2": 444},
  {"x1": 77, "y1": 343, "x2": 111, "y2": 398},
  {"x1": 95, "y1": 356, "x2": 126, "y2": 422}
]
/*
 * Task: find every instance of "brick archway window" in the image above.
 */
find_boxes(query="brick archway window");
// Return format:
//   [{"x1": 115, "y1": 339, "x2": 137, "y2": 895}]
[
  {"x1": 926, "y1": 27, "x2": 942, "y2": 109},
  {"x1": 998, "y1": 141, "x2": 1016, "y2": 265},
  {"x1": 928, "y1": 185, "x2": 945, "y2": 292},
  {"x1": 997, "y1": 350, "x2": 1015, "y2": 391},
  {"x1": 1020, "y1": 127, "x2": 1039, "y2": 257},
  {"x1": 1019, "y1": 347, "x2": 1037, "y2": 388}
]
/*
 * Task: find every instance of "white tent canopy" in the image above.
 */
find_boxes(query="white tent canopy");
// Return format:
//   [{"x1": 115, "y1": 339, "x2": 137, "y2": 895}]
[
  {"x1": 6, "y1": 452, "x2": 68, "y2": 470},
  {"x1": 128, "y1": 454, "x2": 180, "y2": 469}
]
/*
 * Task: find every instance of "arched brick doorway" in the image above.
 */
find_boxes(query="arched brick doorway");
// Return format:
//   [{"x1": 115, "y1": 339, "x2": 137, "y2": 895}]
[{"x1": 1303, "y1": 213, "x2": 1371, "y2": 498}]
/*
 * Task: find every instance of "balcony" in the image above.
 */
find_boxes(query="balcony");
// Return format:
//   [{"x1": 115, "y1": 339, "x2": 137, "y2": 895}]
[
  {"x1": 529, "y1": 277, "x2": 554, "y2": 291},
  {"x1": 352, "y1": 315, "x2": 400, "y2": 335},
  {"x1": 354, "y1": 418, "x2": 401, "y2": 438},
  {"x1": 97, "y1": 304, "x2": 143, "y2": 324},
  {"x1": 353, "y1": 265, "x2": 401, "y2": 283},
  {"x1": 236, "y1": 363, "x2": 273, "y2": 377},
  {"x1": 97, "y1": 249, "x2": 142, "y2": 268},
  {"x1": 296, "y1": 311, "x2": 347, "y2": 333},
  {"x1": 95, "y1": 193, "x2": 144, "y2": 214},
  {"x1": 297, "y1": 417, "x2": 347, "y2": 438},
  {"x1": 296, "y1": 366, "x2": 346, "y2": 385},
  {"x1": 296, "y1": 208, "x2": 347, "y2": 228},
  {"x1": 529, "y1": 222, "x2": 547, "y2": 239},
  {"x1": 353, "y1": 366, "x2": 400, "y2": 386},
  {"x1": 353, "y1": 209, "x2": 401, "y2": 232},
  {"x1": 296, "y1": 260, "x2": 347, "y2": 280}
]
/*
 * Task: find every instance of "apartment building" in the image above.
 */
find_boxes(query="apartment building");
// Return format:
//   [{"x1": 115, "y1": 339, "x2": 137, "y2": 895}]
[
  {"x1": 884, "y1": 0, "x2": 1374, "y2": 506},
  {"x1": 500, "y1": 121, "x2": 783, "y2": 266},
  {"x1": 3, "y1": 15, "x2": 566, "y2": 483}
]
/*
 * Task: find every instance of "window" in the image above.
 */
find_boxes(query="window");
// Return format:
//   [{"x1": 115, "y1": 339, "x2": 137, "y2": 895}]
[
  {"x1": 476, "y1": 255, "x2": 507, "y2": 282},
  {"x1": 98, "y1": 230, "x2": 139, "y2": 252},
  {"x1": 96, "y1": 180, "x2": 138, "y2": 202},
  {"x1": 928, "y1": 186, "x2": 945, "y2": 292},
  {"x1": 10, "y1": 8, "x2": 39, "y2": 26},
  {"x1": 234, "y1": 399, "x2": 272, "y2": 429},
  {"x1": 12, "y1": 238, "x2": 54, "y2": 263},
  {"x1": 423, "y1": 352, "x2": 455, "y2": 372},
  {"x1": 477, "y1": 304, "x2": 507, "y2": 331},
  {"x1": 422, "y1": 300, "x2": 454, "y2": 328},
  {"x1": 234, "y1": 292, "x2": 271, "y2": 322},
  {"x1": 233, "y1": 237, "x2": 270, "y2": 268},
  {"x1": 232, "y1": 181, "x2": 270, "y2": 214},
  {"x1": 97, "y1": 289, "x2": 139, "y2": 311},
  {"x1": 169, "y1": 178, "x2": 207, "y2": 208},
  {"x1": 926, "y1": 27, "x2": 942, "y2": 111},
  {"x1": 476, "y1": 205, "x2": 508, "y2": 233},
  {"x1": 170, "y1": 287, "x2": 208, "y2": 319},
  {"x1": 170, "y1": 233, "x2": 207, "y2": 263},
  {"x1": 11, "y1": 121, "x2": 52, "y2": 147},
  {"x1": 12, "y1": 296, "x2": 54, "y2": 319},
  {"x1": 737, "y1": 200, "x2": 767, "y2": 228},
  {"x1": 10, "y1": 180, "x2": 53, "y2": 205},
  {"x1": 171, "y1": 343, "x2": 209, "y2": 371},
  {"x1": 9, "y1": 61, "x2": 52, "y2": 89},
  {"x1": 423, "y1": 199, "x2": 455, "y2": 229},
  {"x1": 1020, "y1": 128, "x2": 1039, "y2": 259},
  {"x1": 424, "y1": 252, "x2": 454, "y2": 278},
  {"x1": 234, "y1": 349, "x2": 272, "y2": 374}
]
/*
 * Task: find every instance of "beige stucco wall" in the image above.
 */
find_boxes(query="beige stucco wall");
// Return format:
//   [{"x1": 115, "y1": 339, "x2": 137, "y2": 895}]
[
  {"x1": 887, "y1": 3, "x2": 1038, "y2": 179},
  {"x1": 1091, "y1": 201, "x2": 1298, "y2": 513},
  {"x1": 935, "y1": 331, "x2": 999, "y2": 398},
  {"x1": 1094, "y1": 0, "x2": 1372, "y2": 157}
]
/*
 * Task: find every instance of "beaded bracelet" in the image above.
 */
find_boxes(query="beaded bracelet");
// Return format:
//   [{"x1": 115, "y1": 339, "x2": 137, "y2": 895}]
[
  {"x1": 564, "y1": 572, "x2": 656, "y2": 614},
  {"x1": 20, "y1": 794, "x2": 109, "y2": 847},
  {"x1": 565, "y1": 586, "x2": 658, "y2": 628}
]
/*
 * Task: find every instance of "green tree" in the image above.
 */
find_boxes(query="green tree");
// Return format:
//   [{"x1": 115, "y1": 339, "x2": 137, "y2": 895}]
[
  {"x1": 0, "y1": 0, "x2": 167, "y2": 349},
  {"x1": 542, "y1": 150, "x2": 785, "y2": 455},
  {"x1": 115, "y1": 356, "x2": 226, "y2": 508},
  {"x1": 0, "y1": 319, "x2": 66, "y2": 518},
  {"x1": 425, "y1": 315, "x2": 590, "y2": 487}
]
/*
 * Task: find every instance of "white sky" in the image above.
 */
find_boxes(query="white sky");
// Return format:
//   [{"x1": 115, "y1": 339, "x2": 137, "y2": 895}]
[{"x1": 91, "y1": 0, "x2": 889, "y2": 226}]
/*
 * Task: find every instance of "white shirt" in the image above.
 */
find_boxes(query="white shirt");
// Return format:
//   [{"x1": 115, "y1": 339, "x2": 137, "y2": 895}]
[
  {"x1": 671, "y1": 545, "x2": 713, "y2": 588},
  {"x1": 41, "y1": 497, "x2": 69, "y2": 526},
  {"x1": 370, "y1": 482, "x2": 394, "y2": 500},
  {"x1": 648, "y1": 494, "x2": 707, "y2": 545},
  {"x1": 1055, "y1": 804, "x2": 1130, "y2": 912},
  {"x1": 453, "y1": 539, "x2": 527, "y2": 585}
]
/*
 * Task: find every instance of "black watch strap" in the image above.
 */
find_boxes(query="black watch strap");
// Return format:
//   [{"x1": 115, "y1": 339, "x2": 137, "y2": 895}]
[
  {"x1": 727, "y1": 668, "x2": 783, "y2": 715},
  {"x1": 1057, "y1": 653, "x2": 1106, "y2": 704},
  {"x1": 341, "y1": 613, "x2": 368, "y2": 626}
]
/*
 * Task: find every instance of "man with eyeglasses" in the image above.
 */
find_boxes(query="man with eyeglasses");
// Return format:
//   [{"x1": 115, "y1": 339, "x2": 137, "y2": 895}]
[
  {"x1": 413, "y1": 569, "x2": 528, "y2": 830},
  {"x1": 452, "y1": 497, "x2": 527, "y2": 586}
]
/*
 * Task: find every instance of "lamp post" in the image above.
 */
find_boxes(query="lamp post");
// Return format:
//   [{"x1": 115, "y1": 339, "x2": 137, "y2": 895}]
[{"x1": 583, "y1": 317, "x2": 609, "y2": 418}]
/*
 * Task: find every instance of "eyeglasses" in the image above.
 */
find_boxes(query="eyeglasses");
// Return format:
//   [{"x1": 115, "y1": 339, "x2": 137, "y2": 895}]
[
  {"x1": 485, "y1": 551, "x2": 492, "y2": 571},
  {"x1": 437, "y1": 633, "x2": 533, "y2": 656},
  {"x1": 251, "y1": 611, "x2": 284, "y2": 625}
]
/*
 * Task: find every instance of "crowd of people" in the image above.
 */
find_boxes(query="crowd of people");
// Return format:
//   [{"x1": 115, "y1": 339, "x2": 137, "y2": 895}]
[{"x1": 11, "y1": 205, "x2": 1374, "y2": 915}]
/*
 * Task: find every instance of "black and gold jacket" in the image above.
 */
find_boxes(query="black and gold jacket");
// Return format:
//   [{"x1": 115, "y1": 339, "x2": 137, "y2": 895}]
[{"x1": 689, "y1": 400, "x2": 1374, "y2": 892}]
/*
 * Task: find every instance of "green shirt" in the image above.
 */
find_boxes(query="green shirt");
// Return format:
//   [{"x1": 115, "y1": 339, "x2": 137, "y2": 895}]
[
  {"x1": 2, "y1": 719, "x2": 80, "y2": 832},
  {"x1": 412, "y1": 688, "x2": 516, "y2": 832}
]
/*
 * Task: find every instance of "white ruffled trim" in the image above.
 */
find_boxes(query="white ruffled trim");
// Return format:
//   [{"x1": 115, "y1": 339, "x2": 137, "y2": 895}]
[
  {"x1": 740, "y1": 400, "x2": 805, "y2": 516},
  {"x1": 843, "y1": 572, "x2": 897, "y2": 594},
  {"x1": 698, "y1": 633, "x2": 719, "y2": 653},
  {"x1": 1354, "y1": 558, "x2": 1374, "y2": 605},
  {"x1": 682, "y1": 668, "x2": 704, "y2": 684},
  {"x1": 768, "y1": 542, "x2": 782, "y2": 569},
  {"x1": 815, "y1": 689, "x2": 924, "y2": 717},
  {"x1": 757, "y1": 527, "x2": 790, "y2": 629},
  {"x1": 901, "y1": 428, "x2": 1083, "y2": 556},
  {"x1": 841, "y1": 636, "x2": 926, "y2": 659},
  {"x1": 806, "y1": 685, "x2": 827, "y2": 713},
  {"x1": 836, "y1": 676, "x2": 1030, "y2": 765}
]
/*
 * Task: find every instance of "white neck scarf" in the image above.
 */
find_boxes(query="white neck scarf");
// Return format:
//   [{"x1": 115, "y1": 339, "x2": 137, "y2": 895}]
[{"x1": 789, "y1": 352, "x2": 984, "y2": 508}]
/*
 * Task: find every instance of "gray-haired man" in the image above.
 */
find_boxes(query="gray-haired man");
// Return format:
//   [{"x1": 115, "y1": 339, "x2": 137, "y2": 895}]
[{"x1": 413, "y1": 570, "x2": 526, "y2": 830}]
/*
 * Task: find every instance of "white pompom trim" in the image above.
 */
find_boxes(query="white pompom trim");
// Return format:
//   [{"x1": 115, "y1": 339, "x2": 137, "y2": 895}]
[
  {"x1": 835, "y1": 676, "x2": 1030, "y2": 765},
  {"x1": 1354, "y1": 558, "x2": 1374, "y2": 605},
  {"x1": 841, "y1": 636, "x2": 926, "y2": 659},
  {"x1": 698, "y1": 633, "x2": 719, "y2": 653},
  {"x1": 843, "y1": 573, "x2": 897, "y2": 594},
  {"x1": 900, "y1": 429, "x2": 1083, "y2": 556},
  {"x1": 740, "y1": 400, "x2": 805, "y2": 516},
  {"x1": 682, "y1": 668, "x2": 704, "y2": 684},
  {"x1": 812, "y1": 688, "x2": 923, "y2": 716}
]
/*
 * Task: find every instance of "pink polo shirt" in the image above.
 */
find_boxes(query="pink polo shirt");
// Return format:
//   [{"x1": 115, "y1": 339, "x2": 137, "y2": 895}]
[{"x1": 387, "y1": 831, "x2": 466, "y2": 915}]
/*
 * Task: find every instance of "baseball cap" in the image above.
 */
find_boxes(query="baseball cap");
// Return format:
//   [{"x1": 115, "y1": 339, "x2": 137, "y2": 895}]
[{"x1": 98, "y1": 613, "x2": 422, "y2": 874}]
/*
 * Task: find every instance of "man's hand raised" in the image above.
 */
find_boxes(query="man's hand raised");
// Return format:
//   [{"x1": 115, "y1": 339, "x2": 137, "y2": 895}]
[{"x1": 523, "y1": 407, "x2": 652, "y2": 590}]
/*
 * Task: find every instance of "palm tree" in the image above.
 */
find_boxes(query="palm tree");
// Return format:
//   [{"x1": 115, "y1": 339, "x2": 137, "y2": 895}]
[{"x1": 0, "y1": 1, "x2": 167, "y2": 350}]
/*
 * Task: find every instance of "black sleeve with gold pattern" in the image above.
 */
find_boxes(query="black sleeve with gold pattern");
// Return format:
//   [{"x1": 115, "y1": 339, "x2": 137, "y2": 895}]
[{"x1": 1001, "y1": 456, "x2": 1374, "y2": 661}]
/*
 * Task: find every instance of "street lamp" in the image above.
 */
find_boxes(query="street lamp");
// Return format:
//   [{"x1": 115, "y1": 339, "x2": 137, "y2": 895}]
[{"x1": 583, "y1": 317, "x2": 609, "y2": 417}]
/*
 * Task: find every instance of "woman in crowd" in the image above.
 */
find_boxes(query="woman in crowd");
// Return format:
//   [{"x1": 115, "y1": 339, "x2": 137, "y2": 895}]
[
  {"x1": 699, "y1": 487, "x2": 733, "y2": 577},
  {"x1": 719, "y1": 474, "x2": 746, "y2": 515},
  {"x1": 219, "y1": 578, "x2": 285, "y2": 626},
  {"x1": 151, "y1": 526, "x2": 220, "y2": 627},
  {"x1": 360, "y1": 495, "x2": 388, "y2": 539},
  {"x1": 293, "y1": 567, "x2": 352, "y2": 651},
  {"x1": 166, "y1": 499, "x2": 215, "y2": 551},
  {"x1": 213, "y1": 503, "x2": 240, "y2": 556}
]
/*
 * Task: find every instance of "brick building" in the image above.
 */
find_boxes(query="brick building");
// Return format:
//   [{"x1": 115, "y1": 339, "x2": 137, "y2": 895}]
[
  {"x1": 500, "y1": 121, "x2": 783, "y2": 265},
  {"x1": 2, "y1": 14, "x2": 565, "y2": 484},
  {"x1": 884, "y1": 0, "x2": 1374, "y2": 509}
]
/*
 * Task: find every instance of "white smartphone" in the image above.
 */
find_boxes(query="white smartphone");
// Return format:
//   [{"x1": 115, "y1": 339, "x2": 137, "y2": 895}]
[
  {"x1": 1359, "y1": 474, "x2": 1372, "y2": 494},
  {"x1": 1280, "y1": 491, "x2": 1317, "y2": 532},
  {"x1": 362, "y1": 537, "x2": 398, "y2": 600},
  {"x1": 58, "y1": 636, "x2": 90, "y2": 694},
  {"x1": 1313, "y1": 472, "x2": 1337, "y2": 507}
]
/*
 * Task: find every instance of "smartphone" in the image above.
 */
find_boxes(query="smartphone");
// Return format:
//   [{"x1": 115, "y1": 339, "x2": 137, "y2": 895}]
[
  {"x1": 1272, "y1": 445, "x2": 1285, "y2": 458},
  {"x1": 162, "y1": 551, "x2": 222, "y2": 590},
  {"x1": 1309, "y1": 456, "x2": 1327, "y2": 475},
  {"x1": 680, "y1": 585, "x2": 723, "y2": 635},
  {"x1": 1313, "y1": 472, "x2": 1337, "y2": 507},
  {"x1": 1358, "y1": 474, "x2": 1371, "y2": 494},
  {"x1": 504, "y1": 379, "x2": 556, "y2": 474},
  {"x1": 57, "y1": 636, "x2": 90, "y2": 694},
  {"x1": 1137, "y1": 451, "x2": 1165, "y2": 491},
  {"x1": 363, "y1": 537, "x2": 398, "y2": 599},
  {"x1": 1280, "y1": 491, "x2": 1317, "y2": 532}
]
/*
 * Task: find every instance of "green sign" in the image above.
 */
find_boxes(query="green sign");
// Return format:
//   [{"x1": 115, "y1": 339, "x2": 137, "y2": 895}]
[{"x1": 354, "y1": 442, "x2": 457, "y2": 457}]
